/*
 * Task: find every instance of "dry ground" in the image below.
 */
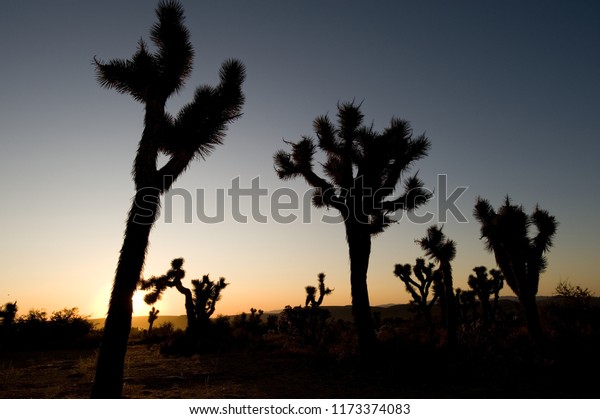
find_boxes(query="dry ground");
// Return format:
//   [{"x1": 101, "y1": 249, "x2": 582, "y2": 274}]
[{"x1": 0, "y1": 344, "x2": 399, "y2": 399}]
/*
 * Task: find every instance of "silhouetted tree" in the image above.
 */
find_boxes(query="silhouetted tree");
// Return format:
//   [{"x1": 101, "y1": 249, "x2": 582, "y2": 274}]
[
  {"x1": 140, "y1": 258, "x2": 228, "y2": 335},
  {"x1": 393, "y1": 259, "x2": 438, "y2": 322},
  {"x1": 474, "y1": 196, "x2": 558, "y2": 344},
  {"x1": 468, "y1": 266, "x2": 504, "y2": 322},
  {"x1": 274, "y1": 102, "x2": 431, "y2": 356},
  {"x1": 455, "y1": 288, "x2": 477, "y2": 323},
  {"x1": 234, "y1": 308, "x2": 265, "y2": 337},
  {"x1": 147, "y1": 307, "x2": 159, "y2": 335},
  {"x1": 0, "y1": 301, "x2": 18, "y2": 328},
  {"x1": 418, "y1": 225, "x2": 457, "y2": 347},
  {"x1": 305, "y1": 273, "x2": 333, "y2": 308},
  {"x1": 554, "y1": 280, "x2": 593, "y2": 300},
  {"x1": 92, "y1": 0, "x2": 244, "y2": 397}
]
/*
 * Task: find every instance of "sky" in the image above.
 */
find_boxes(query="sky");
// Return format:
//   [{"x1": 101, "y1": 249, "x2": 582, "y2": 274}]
[{"x1": 1, "y1": 0, "x2": 599, "y2": 320}]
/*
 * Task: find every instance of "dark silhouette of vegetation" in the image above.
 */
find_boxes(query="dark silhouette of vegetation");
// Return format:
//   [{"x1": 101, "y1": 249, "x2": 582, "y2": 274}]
[
  {"x1": 0, "y1": 301, "x2": 17, "y2": 328},
  {"x1": 0, "y1": 306, "x2": 95, "y2": 351},
  {"x1": 467, "y1": 266, "x2": 504, "y2": 322},
  {"x1": 554, "y1": 279, "x2": 593, "y2": 300},
  {"x1": 474, "y1": 197, "x2": 558, "y2": 344},
  {"x1": 274, "y1": 101, "x2": 431, "y2": 356},
  {"x1": 92, "y1": 0, "x2": 245, "y2": 397},
  {"x1": 417, "y1": 225, "x2": 458, "y2": 348},
  {"x1": 455, "y1": 288, "x2": 477, "y2": 323},
  {"x1": 147, "y1": 307, "x2": 159, "y2": 335},
  {"x1": 547, "y1": 280, "x2": 598, "y2": 353},
  {"x1": 279, "y1": 273, "x2": 334, "y2": 346},
  {"x1": 140, "y1": 258, "x2": 228, "y2": 336},
  {"x1": 393, "y1": 259, "x2": 439, "y2": 322},
  {"x1": 305, "y1": 273, "x2": 333, "y2": 308}
]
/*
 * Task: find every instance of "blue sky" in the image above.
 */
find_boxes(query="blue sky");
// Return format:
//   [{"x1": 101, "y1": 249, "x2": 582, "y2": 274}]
[{"x1": 1, "y1": 0, "x2": 599, "y2": 318}]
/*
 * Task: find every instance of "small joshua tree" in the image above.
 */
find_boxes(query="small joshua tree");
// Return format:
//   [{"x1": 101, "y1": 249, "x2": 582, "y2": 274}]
[
  {"x1": 455, "y1": 288, "x2": 478, "y2": 323},
  {"x1": 147, "y1": 307, "x2": 160, "y2": 335},
  {"x1": 393, "y1": 259, "x2": 439, "y2": 322},
  {"x1": 417, "y1": 225, "x2": 458, "y2": 347},
  {"x1": 468, "y1": 266, "x2": 504, "y2": 322},
  {"x1": 474, "y1": 196, "x2": 557, "y2": 344},
  {"x1": 305, "y1": 273, "x2": 333, "y2": 308},
  {"x1": 280, "y1": 274, "x2": 334, "y2": 345},
  {"x1": 140, "y1": 258, "x2": 228, "y2": 336}
]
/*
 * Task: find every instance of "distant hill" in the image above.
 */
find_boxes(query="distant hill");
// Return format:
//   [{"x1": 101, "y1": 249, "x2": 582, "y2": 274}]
[
  {"x1": 90, "y1": 296, "x2": 597, "y2": 330},
  {"x1": 91, "y1": 315, "x2": 188, "y2": 331}
]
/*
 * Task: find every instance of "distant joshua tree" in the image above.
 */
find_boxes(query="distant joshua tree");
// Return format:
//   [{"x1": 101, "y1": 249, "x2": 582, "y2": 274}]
[
  {"x1": 274, "y1": 102, "x2": 431, "y2": 356},
  {"x1": 393, "y1": 259, "x2": 439, "y2": 322},
  {"x1": 147, "y1": 307, "x2": 159, "y2": 335},
  {"x1": 467, "y1": 266, "x2": 504, "y2": 322},
  {"x1": 455, "y1": 288, "x2": 477, "y2": 323},
  {"x1": 474, "y1": 196, "x2": 557, "y2": 344},
  {"x1": 91, "y1": 1, "x2": 244, "y2": 397},
  {"x1": 305, "y1": 273, "x2": 333, "y2": 308},
  {"x1": 140, "y1": 258, "x2": 228, "y2": 335},
  {"x1": 417, "y1": 225, "x2": 457, "y2": 347}
]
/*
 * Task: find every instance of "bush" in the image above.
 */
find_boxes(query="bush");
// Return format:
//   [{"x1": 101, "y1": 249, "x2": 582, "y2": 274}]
[{"x1": 1, "y1": 307, "x2": 96, "y2": 351}]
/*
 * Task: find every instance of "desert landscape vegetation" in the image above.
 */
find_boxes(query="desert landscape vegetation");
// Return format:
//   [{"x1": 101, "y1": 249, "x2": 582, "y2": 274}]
[{"x1": 1, "y1": 1, "x2": 599, "y2": 400}]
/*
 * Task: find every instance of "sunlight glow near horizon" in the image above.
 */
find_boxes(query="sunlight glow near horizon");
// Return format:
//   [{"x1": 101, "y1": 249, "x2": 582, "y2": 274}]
[{"x1": 1, "y1": 1, "x2": 599, "y2": 320}]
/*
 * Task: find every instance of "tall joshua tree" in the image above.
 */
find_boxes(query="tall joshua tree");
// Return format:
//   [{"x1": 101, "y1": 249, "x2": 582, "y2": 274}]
[
  {"x1": 417, "y1": 225, "x2": 457, "y2": 347},
  {"x1": 92, "y1": 1, "x2": 245, "y2": 398},
  {"x1": 274, "y1": 102, "x2": 431, "y2": 356},
  {"x1": 141, "y1": 258, "x2": 228, "y2": 334},
  {"x1": 474, "y1": 197, "x2": 557, "y2": 344}
]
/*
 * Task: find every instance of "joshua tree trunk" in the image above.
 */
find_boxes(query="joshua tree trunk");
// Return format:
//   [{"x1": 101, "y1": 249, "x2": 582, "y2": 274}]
[
  {"x1": 92, "y1": 187, "x2": 159, "y2": 398},
  {"x1": 346, "y1": 223, "x2": 376, "y2": 358},
  {"x1": 520, "y1": 293, "x2": 544, "y2": 345},
  {"x1": 174, "y1": 281, "x2": 197, "y2": 335},
  {"x1": 440, "y1": 263, "x2": 457, "y2": 348}
]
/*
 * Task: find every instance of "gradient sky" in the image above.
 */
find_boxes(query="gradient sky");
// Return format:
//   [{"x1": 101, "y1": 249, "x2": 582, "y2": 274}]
[{"x1": 1, "y1": 0, "x2": 599, "y2": 319}]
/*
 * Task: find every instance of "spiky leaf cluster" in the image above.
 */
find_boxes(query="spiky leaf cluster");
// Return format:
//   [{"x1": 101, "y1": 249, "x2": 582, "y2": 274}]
[
  {"x1": 418, "y1": 225, "x2": 456, "y2": 266},
  {"x1": 468, "y1": 266, "x2": 504, "y2": 302},
  {"x1": 393, "y1": 258, "x2": 439, "y2": 316},
  {"x1": 94, "y1": 0, "x2": 245, "y2": 187},
  {"x1": 140, "y1": 258, "x2": 186, "y2": 305},
  {"x1": 191, "y1": 275, "x2": 228, "y2": 320},
  {"x1": 474, "y1": 196, "x2": 558, "y2": 298},
  {"x1": 274, "y1": 102, "x2": 431, "y2": 234}
]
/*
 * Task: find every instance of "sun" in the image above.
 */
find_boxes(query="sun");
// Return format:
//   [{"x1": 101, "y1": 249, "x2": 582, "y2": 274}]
[{"x1": 132, "y1": 291, "x2": 147, "y2": 316}]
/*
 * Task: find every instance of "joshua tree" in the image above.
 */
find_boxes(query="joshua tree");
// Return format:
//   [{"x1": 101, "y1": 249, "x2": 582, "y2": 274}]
[
  {"x1": 91, "y1": 1, "x2": 244, "y2": 397},
  {"x1": 467, "y1": 266, "x2": 504, "y2": 322},
  {"x1": 417, "y1": 225, "x2": 457, "y2": 347},
  {"x1": 147, "y1": 307, "x2": 159, "y2": 335},
  {"x1": 274, "y1": 102, "x2": 431, "y2": 356},
  {"x1": 140, "y1": 258, "x2": 228, "y2": 335},
  {"x1": 474, "y1": 196, "x2": 558, "y2": 344},
  {"x1": 305, "y1": 273, "x2": 333, "y2": 308},
  {"x1": 455, "y1": 288, "x2": 477, "y2": 323},
  {"x1": 393, "y1": 259, "x2": 439, "y2": 322}
]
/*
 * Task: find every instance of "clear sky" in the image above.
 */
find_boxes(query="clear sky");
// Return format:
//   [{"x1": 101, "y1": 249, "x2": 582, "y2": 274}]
[{"x1": 1, "y1": 0, "x2": 599, "y2": 319}]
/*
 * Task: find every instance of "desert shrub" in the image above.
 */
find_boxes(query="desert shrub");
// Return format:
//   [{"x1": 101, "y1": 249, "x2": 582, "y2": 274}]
[
  {"x1": 4, "y1": 307, "x2": 96, "y2": 351},
  {"x1": 278, "y1": 305, "x2": 332, "y2": 347},
  {"x1": 544, "y1": 281, "x2": 599, "y2": 359}
]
